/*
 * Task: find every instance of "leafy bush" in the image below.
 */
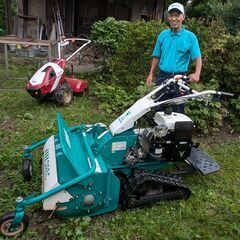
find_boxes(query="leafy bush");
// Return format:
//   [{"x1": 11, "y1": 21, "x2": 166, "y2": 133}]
[
  {"x1": 185, "y1": 80, "x2": 222, "y2": 134},
  {"x1": 227, "y1": 97, "x2": 240, "y2": 131},
  {"x1": 91, "y1": 20, "x2": 166, "y2": 113},
  {"x1": 91, "y1": 17, "x2": 130, "y2": 54},
  {"x1": 110, "y1": 20, "x2": 166, "y2": 88},
  {"x1": 204, "y1": 34, "x2": 240, "y2": 94},
  {"x1": 186, "y1": 18, "x2": 240, "y2": 93},
  {"x1": 92, "y1": 20, "x2": 166, "y2": 83},
  {"x1": 209, "y1": 0, "x2": 240, "y2": 35},
  {"x1": 94, "y1": 81, "x2": 149, "y2": 113},
  {"x1": 186, "y1": 100, "x2": 222, "y2": 134},
  {"x1": 186, "y1": 0, "x2": 240, "y2": 35},
  {"x1": 186, "y1": 0, "x2": 215, "y2": 21}
]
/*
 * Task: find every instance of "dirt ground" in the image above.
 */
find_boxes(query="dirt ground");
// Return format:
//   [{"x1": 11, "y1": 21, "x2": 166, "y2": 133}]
[{"x1": 193, "y1": 126, "x2": 240, "y2": 146}]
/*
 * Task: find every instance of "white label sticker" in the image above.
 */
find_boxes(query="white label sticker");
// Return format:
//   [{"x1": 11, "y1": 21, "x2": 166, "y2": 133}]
[{"x1": 112, "y1": 142, "x2": 127, "y2": 152}]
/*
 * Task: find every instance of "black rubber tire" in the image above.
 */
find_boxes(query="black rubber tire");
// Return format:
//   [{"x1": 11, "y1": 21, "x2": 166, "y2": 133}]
[
  {"x1": 22, "y1": 158, "x2": 33, "y2": 181},
  {"x1": 54, "y1": 83, "x2": 73, "y2": 106},
  {"x1": 84, "y1": 86, "x2": 89, "y2": 97},
  {"x1": 0, "y1": 212, "x2": 29, "y2": 237}
]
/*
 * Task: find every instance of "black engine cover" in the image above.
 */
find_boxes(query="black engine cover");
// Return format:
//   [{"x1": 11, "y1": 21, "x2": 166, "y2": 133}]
[{"x1": 163, "y1": 121, "x2": 194, "y2": 161}]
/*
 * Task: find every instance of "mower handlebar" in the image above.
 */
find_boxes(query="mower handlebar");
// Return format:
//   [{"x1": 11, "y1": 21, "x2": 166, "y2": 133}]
[
  {"x1": 150, "y1": 76, "x2": 194, "y2": 98},
  {"x1": 58, "y1": 37, "x2": 91, "y2": 60},
  {"x1": 154, "y1": 75, "x2": 234, "y2": 99},
  {"x1": 61, "y1": 37, "x2": 90, "y2": 43},
  {"x1": 110, "y1": 76, "x2": 234, "y2": 135},
  {"x1": 150, "y1": 89, "x2": 234, "y2": 109}
]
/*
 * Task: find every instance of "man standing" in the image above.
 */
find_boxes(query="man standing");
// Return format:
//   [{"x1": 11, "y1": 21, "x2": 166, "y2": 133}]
[{"x1": 146, "y1": 2, "x2": 202, "y2": 111}]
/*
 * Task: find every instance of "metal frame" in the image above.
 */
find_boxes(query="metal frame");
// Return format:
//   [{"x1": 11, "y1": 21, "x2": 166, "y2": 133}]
[{"x1": 0, "y1": 37, "x2": 57, "y2": 81}]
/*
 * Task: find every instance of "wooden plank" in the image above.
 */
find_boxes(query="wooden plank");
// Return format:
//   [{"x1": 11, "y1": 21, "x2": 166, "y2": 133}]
[
  {"x1": 0, "y1": 37, "x2": 56, "y2": 47},
  {"x1": 18, "y1": 14, "x2": 40, "y2": 19},
  {"x1": 0, "y1": 36, "x2": 57, "y2": 80}
]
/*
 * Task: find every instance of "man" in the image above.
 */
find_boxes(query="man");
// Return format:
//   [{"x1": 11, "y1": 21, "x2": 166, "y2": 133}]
[{"x1": 146, "y1": 3, "x2": 202, "y2": 112}]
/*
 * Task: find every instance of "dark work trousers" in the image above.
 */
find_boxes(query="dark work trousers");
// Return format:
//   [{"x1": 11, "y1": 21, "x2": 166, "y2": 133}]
[{"x1": 155, "y1": 71, "x2": 186, "y2": 113}]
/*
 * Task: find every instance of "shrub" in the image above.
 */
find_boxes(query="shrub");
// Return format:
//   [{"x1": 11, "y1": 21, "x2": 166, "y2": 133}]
[
  {"x1": 185, "y1": 80, "x2": 223, "y2": 134},
  {"x1": 94, "y1": 81, "x2": 148, "y2": 114},
  {"x1": 92, "y1": 20, "x2": 166, "y2": 113},
  {"x1": 205, "y1": 34, "x2": 240, "y2": 94},
  {"x1": 111, "y1": 20, "x2": 166, "y2": 88},
  {"x1": 186, "y1": 0, "x2": 240, "y2": 35},
  {"x1": 227, "y1": 97, "x2": 240, "y2": 131},
  {"x1": 90, "y1": 17, "x2": 130, "y2": 54}
]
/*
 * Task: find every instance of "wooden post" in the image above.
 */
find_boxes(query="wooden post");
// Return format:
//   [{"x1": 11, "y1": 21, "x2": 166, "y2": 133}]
[{"x1": 4, "y1": 43, "x2": 9, "y2": 80}]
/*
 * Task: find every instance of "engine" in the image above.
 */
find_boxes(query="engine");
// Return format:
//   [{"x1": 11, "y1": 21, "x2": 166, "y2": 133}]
[{"x1": 125, "y1": 112, "x2": 195, "y2": 165}]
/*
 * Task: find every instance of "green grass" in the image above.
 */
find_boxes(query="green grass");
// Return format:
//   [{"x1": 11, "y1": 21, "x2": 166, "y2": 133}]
[{"x1": 0, "y1": 71, "x2": 239, "y2": 240}]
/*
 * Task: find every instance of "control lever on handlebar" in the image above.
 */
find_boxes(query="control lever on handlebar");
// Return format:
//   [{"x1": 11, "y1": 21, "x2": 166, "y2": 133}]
[
  {"x1": 174, "y1": 75, "x2": 190, "y2": 83},
  {"x1": 174, "y1": 75, "x2": 197, "y2": 95}
]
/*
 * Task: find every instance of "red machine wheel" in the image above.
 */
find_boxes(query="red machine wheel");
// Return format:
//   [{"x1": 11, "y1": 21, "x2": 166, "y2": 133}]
[
  {"x1": 0, "y1": 212, "x2": 29, "y2": 237},
  {"x1": 54, "y1": 83, "x2": 73, "y2": 106},
  {"x1": 84, "y1": 87, "x2": 89, "y2": 97}
]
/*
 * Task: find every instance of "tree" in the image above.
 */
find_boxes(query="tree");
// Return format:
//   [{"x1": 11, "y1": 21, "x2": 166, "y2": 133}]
[
  {"x1": 0, "y1": 0, "x2": 4, "y2": 29},
  {"x1": 185, "y1": 0, "x2": 240, "y2": 35}
]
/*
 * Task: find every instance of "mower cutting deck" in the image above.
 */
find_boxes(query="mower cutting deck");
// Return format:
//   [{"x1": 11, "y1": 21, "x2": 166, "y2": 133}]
[{"x1": 0, "y1": 75, "x2": 234, "y2": 237}]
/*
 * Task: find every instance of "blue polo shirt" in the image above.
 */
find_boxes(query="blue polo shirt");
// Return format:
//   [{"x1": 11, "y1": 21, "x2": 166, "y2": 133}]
[{"x1": 152, "y1": 28, "x2": 201, "y2": 73}]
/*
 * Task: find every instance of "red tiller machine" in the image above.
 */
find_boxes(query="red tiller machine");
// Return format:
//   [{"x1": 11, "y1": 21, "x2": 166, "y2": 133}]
[{"x1": 26, "y1": 38, "x2": 91, "y2": 106}]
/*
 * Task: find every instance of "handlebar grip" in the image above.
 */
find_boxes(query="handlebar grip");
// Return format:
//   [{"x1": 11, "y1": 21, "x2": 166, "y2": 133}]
[{"x1": 218, "y1": 91, "x2": 235, "y2": 97}]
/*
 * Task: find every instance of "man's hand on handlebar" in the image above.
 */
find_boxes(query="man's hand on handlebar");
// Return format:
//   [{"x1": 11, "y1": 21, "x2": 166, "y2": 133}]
[
  {"x1": 146, "y1": 74, "x2": 155, "y2": 86},
  {"x1": 189, "y1": 72, "x2": 200, "y2": 83}
]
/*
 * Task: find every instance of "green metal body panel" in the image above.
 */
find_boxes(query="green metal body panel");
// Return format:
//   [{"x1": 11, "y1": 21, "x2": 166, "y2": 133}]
[
  {"x1": 55, "y1": 171, "x2": 120, "y2": 218},
  {"x1": 52, "y1": 114, "x2": 121, "y2": 217},
  {"x1": 96, "y1": 131, "x2": 137, "y2": 166}
]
